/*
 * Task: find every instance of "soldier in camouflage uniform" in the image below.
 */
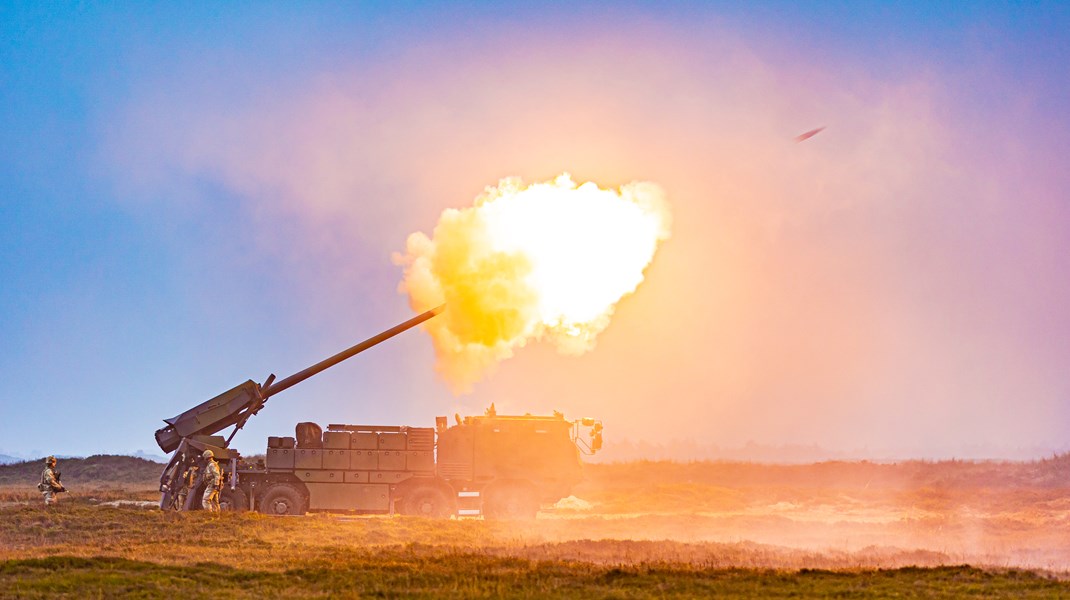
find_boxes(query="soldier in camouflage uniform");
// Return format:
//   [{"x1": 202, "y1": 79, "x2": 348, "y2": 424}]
[
  {"x1": 175, "y1": 462, "x2": 199, "y2": 510},
  {"x1": 201, "y1": 449, "x2": 222, "y2": 512},
  {"x1": 38, "y1": 456, "x2": 64, "y2": 506}
]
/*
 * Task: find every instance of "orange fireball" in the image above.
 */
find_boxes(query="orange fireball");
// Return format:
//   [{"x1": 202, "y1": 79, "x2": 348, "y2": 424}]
[{"x1": 397, "y1": 174, "x2": 671, "y2": 392}]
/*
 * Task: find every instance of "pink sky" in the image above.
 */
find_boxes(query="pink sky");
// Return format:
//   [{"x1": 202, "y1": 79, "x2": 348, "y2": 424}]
[{"x1": 90, "y1": 16, "x2": 1070, "y2": 459}]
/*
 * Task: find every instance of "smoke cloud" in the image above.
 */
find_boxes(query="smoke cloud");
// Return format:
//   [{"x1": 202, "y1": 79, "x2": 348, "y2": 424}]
[{"x1": 396, "y1": 175, "x2": 671, "y2": 392}]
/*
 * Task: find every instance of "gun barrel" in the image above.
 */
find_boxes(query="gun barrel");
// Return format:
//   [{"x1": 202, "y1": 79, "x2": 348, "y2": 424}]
[
  {"x1": 261, "y1": 304, "x2": 443, "y2": 399},
  {"x1": 154, "y1": 304, "x2": 444, "y2": 455}
]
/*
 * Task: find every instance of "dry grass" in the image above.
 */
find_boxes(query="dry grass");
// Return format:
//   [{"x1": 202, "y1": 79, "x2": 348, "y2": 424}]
[
  {"x1": 2, "y1": 458, "x2": 1069, "y2": 597},
  {"x1": 1, "y1": 504, "x2": 1069, "y2": 598},
  {"x1": 0, "y1": 485, "x2": 158, "y2": 505}
]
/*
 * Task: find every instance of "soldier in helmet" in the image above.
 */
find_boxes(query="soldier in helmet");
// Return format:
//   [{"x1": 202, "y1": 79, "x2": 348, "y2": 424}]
[
  {"x1": 201, "y1": 449, "x2": 222, "y2": 513},
  {"x1": 175, "y1": 461, "x2": 199, "y2": 510},
  {"x1": 38, "y1": 456, "x2": 65, "y2": 506}
]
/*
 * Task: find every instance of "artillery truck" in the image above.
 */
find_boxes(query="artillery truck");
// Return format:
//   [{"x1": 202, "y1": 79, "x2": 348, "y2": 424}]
[{"x1": 155, "y1": 305, "x2": 603, "y2": 518}]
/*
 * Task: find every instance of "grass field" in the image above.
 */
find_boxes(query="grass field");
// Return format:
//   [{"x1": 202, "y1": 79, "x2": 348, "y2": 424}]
[{"x1": 1, "y1": 457, "x2": 1068, "y2": 597}]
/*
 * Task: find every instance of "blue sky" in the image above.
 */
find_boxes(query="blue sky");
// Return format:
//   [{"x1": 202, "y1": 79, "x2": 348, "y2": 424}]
[{"x1": 2, "y1": 2, "x2": 1068, "y2": 460}]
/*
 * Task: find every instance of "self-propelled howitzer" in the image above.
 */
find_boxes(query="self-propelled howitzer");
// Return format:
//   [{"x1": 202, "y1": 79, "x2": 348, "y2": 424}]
[
  {"x1": 156, "y1": 302, "x2": 604, "y2": 517},
  {"x1": 155, "y1": 305, "x2": 443, "y2": 510}
]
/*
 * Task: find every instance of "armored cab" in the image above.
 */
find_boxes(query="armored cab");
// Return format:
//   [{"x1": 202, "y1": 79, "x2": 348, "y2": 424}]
[{"x1": 436, "y1": 411, "x2": 591, "y2": 518}]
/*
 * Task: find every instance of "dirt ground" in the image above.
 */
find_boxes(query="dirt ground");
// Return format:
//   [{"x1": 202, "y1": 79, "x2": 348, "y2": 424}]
[{"x1": 561, "y1": 459, "x2": 1070, "y2": 572}]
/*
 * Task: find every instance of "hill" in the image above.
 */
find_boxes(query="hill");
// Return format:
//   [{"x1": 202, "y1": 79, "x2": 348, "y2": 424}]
[{"x1": 0, "y1": 455, "x2": 163, "y2": 487}]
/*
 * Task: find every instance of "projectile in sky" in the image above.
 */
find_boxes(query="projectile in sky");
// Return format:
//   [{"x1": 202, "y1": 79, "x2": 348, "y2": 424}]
[{"x1": 794, "y1": 126, "x2": 826, "y2": 142}]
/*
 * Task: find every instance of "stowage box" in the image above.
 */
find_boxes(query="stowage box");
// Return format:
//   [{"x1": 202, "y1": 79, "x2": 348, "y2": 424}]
[
  {"x1": 406, "y1": 450, "x2": 433, "y2": 471},
  {"x1": 406, "y1": 428, "x2": 434, "y2": 451},
  {"x1": 344, "y1": 471, "x2": 370, "y2": 483},
  {"x1": 323, "y1": 431, "x2": 351, "y2": 449},
  {"x1": 370, "y1": 471, "x2": 412, "y2": 484},
  {"x1": 295, "y1": 470, "x2": 342, "y2": 483},
  {"x1": 350, "y1": 450, "x2": 378, "y2": 470},
  {"x1": 378, "y1": 432, "x2": 406, "y2": 450},
  {"x1": 294, "y1": 448, "x2": 322, "y2": 470},
  {"x1": 378, "y1": 450, "x2": 405, "y2": 470},
  {"x1": 266, "y1": 447, "x2": 294, "y2": 469},
  {"x1": 350, "y1": 432, "x2": 378, "y2": 450},
  {"x1": 323, "y1": 448, "x2": 349, "y2": 470}
]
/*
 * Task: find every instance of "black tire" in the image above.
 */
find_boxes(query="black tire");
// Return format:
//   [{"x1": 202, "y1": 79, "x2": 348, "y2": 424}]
[
  {"x1": 483, "y1": 481, "x2": 539, "y2": 520},
  {"x1": 401, "y1": 485, "x2": 454, "y2": 518},
  {"x1": 259, "y1": 484, "x2": 307, "y2": 516},
  {"x1": 219, "y1": 488, "x2": 248, "y2": 512}
]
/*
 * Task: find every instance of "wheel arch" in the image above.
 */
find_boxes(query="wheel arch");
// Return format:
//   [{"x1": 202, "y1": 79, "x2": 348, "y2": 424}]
[
  {"x1": 258, "y1": 480, "x2": 310, "y2": 516},
  {"x1": 394, "y1": 476, "x2": 453, "y2": 503},
  {"x1": 394, "y1": 476, "x2": 457, "y2": 518}
]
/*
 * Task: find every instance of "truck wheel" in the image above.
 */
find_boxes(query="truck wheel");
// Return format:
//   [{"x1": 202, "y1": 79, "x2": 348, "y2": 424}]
[
  {"x1": 219, "y1": 489, "x2": 248, "y2": 512},
  {"x1": 483, "y1": 482, "x2": 538, "y2": 520},
  {"x1": 260, "y1": 484, "x2": 306, "y2": 516},
  {"x1": 401, "y1": 485, "x2": 453, "y2": 518}
]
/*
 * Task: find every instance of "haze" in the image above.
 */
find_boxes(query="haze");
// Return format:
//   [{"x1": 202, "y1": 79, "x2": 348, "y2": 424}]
[{"x1": 1, "y1": 3, "x2": 1068, "y2": 461}]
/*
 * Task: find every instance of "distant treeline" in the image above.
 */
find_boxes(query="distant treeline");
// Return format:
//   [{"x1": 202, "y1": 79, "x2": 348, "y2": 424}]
[
  {"x1": 2, "y1": 453, "x2": 1067, "y2": 490},
  {"x1": 583, "y1": 453, "x2": 1070, "y2": 490}
]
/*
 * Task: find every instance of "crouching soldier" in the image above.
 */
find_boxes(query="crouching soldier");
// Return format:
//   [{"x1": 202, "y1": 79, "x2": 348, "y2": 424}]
[
  {"x1": 176, "y1": 462, "x2": 199, "y2": 510},
  {"x1": 201, "y1": 450, "x2": 222, "y2": 512},
  {"x1": 37, "y1": 456, "x2": 65, "y2": 506}
]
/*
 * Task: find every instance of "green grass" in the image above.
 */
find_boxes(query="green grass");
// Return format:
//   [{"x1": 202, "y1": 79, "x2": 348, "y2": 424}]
[{"x1": 1, "y1": 556, "x2": 1067, "y2": 599}]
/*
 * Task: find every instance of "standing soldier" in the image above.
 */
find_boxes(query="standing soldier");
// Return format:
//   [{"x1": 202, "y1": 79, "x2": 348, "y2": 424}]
[
  {"x1": 201, "y1": 450, "x2": 222, "y2": 512},
  {"x1": 38, "y1": 456, "x2": 65, "y2": 506}
]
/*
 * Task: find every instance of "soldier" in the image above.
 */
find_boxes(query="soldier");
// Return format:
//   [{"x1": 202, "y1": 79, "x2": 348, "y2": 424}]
[
  {"x1": 38, "y1": 456, "x2": 65, "y2": 506},
  {"x1": 175, "y1": 462, "x2": 199, "y2": 510},
  {"x1": 201, "y1": 449, "x2": 222, "y2": 512}
]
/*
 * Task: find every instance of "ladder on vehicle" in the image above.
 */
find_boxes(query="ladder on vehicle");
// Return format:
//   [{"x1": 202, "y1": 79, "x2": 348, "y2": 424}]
[{"x1": 457, "y1": 490, "x2": 481, "y2": 517}]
